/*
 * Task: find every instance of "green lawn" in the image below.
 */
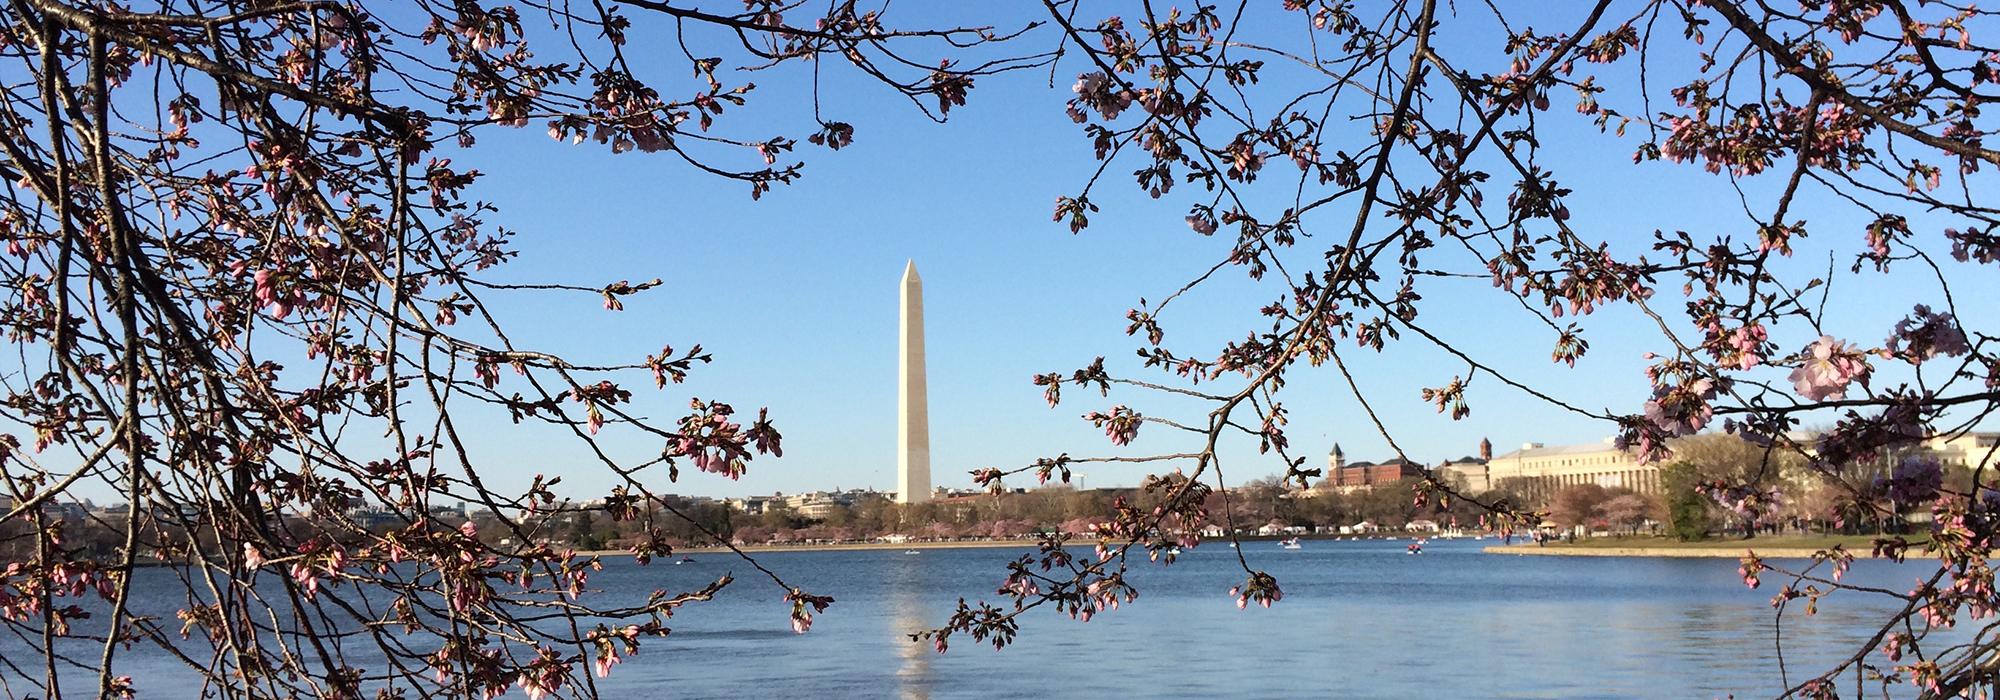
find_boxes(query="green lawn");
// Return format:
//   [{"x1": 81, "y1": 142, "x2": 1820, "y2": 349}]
[{"x1": 1543, "y1": 534, "x2": 1927, "y2": 550}]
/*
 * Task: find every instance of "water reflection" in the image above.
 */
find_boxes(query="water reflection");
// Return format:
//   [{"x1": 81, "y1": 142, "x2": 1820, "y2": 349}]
[{"x1": 889, "y1": 553, "x2": 931, "y2": 700}]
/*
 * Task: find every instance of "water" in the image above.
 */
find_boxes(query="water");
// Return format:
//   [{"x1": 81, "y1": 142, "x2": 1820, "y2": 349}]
[{"x1": 5, "y1": 539, "x2": 1946, "y2": 698}]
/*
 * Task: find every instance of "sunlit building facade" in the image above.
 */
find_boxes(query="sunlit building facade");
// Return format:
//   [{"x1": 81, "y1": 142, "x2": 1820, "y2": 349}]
[
  {"x1": 1306, "y1": 431, "x2": 1999, "y2": 505},
  {"x1": 1484, "y1": 440, "x2": 1657, "y2": 504}
]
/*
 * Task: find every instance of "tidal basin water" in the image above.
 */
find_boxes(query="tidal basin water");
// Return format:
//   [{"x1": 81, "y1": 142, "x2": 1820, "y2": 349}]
[{"x1": 18, "y1": 539, "x2": 1951, "y2": 698}]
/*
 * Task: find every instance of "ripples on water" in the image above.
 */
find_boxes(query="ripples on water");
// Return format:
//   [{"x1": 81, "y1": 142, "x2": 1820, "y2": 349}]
[{"x1": 5, "y1": 540, "x2": 1949, "y2": 698}]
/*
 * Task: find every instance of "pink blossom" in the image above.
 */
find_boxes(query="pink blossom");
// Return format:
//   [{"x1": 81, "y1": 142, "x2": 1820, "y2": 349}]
[
  {"x1": 289, "y1": 562, "x2": 320, "y2": 598},
  {"x1": 1643, "y1": 377, "x2": 1715, "y2": 437},
  {"x1": 1083, "y1": 405, "x2": 1142, "y2": 446},
  {"x1": 1230, "y1": 572, "x2": 1282, "y2": 609},
  {"x1": 786, "y1": 589, "x2": 832, "y2": 634},
  {"x1": 1946, "y1": 227, "x2": 2000, "y2": 263},
  {"x1": 251, "y1": 269, "x2": 296, "y2": 319},
  {"x1": 315, "y1": 11, "x2": 349, "y2": 50},
  {"x1": 1789, "y1": 336, "x2": 1872, "y2": 401},
  {"x1": 999, "y1": 573, "x2": 1041, "y2": 598},
  {"x1": 1887, "y1": 305, "x2": 1970, "y2": 363},
  {"x1": 1882, "y1": 632, "x2": 1910, "y2": 662},
  {"x1": 1069, "y1": 72, "x2": 1132, "y2": 121},
  {"x1": 1186, "y1": 213, "x2": 1218, "y2": 235},
  {"x1": 1724, "y1": 324, "x2": 1766, "y2": 370},
  {"x1": 1739, "y1": 553, "x2": 1764, "y2": 589}
]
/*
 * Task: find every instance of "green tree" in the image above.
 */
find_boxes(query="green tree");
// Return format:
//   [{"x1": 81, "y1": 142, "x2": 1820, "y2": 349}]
[
  {"x1": 1659, "y1": 462, "x2": 1712, "y2": 542},
  {"x1": 759, "y1": 503, "x2": 799, "y2": 531}
]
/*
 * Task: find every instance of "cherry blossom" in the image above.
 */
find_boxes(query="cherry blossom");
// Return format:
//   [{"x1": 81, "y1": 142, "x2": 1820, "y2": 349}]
[
  {"x1": 1789, "y1": 336, "x2": 1873, "y2": 401},
  {"x1": 1886, "y1": 305, "x2": 1970, "y2": 363}
]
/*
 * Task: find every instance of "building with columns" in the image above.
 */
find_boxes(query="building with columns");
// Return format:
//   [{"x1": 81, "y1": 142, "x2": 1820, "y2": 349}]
[
  {"x1": 1921, "y1": 432, "x2": 2000, "y2": 470},
  {"x1": 1484, "y1": 439, "x2": 1658, "y2": 504},
  {"x1": 1303, "y1": 431, "x2": 1997, "y2": 506}
]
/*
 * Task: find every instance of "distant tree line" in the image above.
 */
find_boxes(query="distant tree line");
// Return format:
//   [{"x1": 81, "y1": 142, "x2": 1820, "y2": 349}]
[
  {"x1": 447, "y1": 476, "x2": 1506, "y2": 551},
  {"x1": 11, "y1": 431, "x2": 1953, "y2": 563}
]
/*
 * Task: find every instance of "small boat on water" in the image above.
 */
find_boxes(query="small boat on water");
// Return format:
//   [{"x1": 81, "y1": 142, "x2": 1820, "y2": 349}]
[
  {"x1": 904, "y1": 549, "x2": 921, "y2": 555},
  {"x1": 675, "y1": 557, "x2": 696, "y2": 565},
  {"x1": 1167, "y1": 547, "x2": 1183, "y2": 556},
  {"x1": 1406, "y1": 542, "x2": 1424, "y2": 555},
  {"x1": 1281, "y1": 537, "x2": 1302, "y2": 550}
]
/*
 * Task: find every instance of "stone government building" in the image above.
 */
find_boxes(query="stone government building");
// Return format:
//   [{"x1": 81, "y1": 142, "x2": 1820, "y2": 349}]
[
  {"x1": 1311, "y1": 432, "x2": 2000, "y2": 505},
  {"x1": 1476, "y1": 440, "x2": 1659, "y2": 503}
]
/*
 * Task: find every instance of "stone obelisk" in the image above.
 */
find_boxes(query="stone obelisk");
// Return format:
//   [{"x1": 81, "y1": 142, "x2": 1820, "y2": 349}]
[{"x1": 897, "y1": 261, "x2": 932, "y2": 504}]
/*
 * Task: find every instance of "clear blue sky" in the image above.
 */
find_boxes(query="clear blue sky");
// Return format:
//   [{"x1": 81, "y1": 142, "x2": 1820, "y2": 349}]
[{"x1": 257, "y1": 4, "x2": 2000, "y2": 501}]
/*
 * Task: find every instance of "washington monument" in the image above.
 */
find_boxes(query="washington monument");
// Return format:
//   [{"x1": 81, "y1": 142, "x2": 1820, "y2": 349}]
[{"x1": 897, "y1": 260, "x2": 932, "y2": 504}]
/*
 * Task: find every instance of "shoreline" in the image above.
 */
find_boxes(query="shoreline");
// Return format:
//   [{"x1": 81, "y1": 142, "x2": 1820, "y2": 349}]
[
  {"x1": 1483, "y1": 544, "x2": 1850, "y2": 559},
  {"x1": 587, "y1": 537, "x2": 1879, "y2": 560},
  {"x1": 594, "y1": 539, "x2": 1046, "y2": 557},
  {"x1": 600, "y1": 534, "x2": 1421, "y2": 557}
]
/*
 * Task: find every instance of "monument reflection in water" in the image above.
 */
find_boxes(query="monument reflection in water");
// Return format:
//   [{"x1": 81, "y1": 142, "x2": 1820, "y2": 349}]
[{"x1": 890, "y1": 554, "x2": 932, "y2": 700}]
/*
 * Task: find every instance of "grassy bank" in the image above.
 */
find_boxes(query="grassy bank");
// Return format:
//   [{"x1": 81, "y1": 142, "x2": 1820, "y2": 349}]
[{"x1": 1485, "y1": 534, "x2": 1923, "y2": 559}]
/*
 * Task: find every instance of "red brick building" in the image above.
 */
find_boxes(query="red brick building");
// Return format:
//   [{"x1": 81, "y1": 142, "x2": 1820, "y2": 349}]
[{"x1": 1331, "y1": 458, "x2": 1425, "y2": 487}]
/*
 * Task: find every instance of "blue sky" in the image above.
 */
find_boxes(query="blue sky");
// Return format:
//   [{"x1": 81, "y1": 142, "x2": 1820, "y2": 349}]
[
  {"x1": 381, "y1": 1, "x2": 1998, "y2": 502},
  {"x1": 26, "y1": 3, "x2": 1968, "y2": 508}
]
